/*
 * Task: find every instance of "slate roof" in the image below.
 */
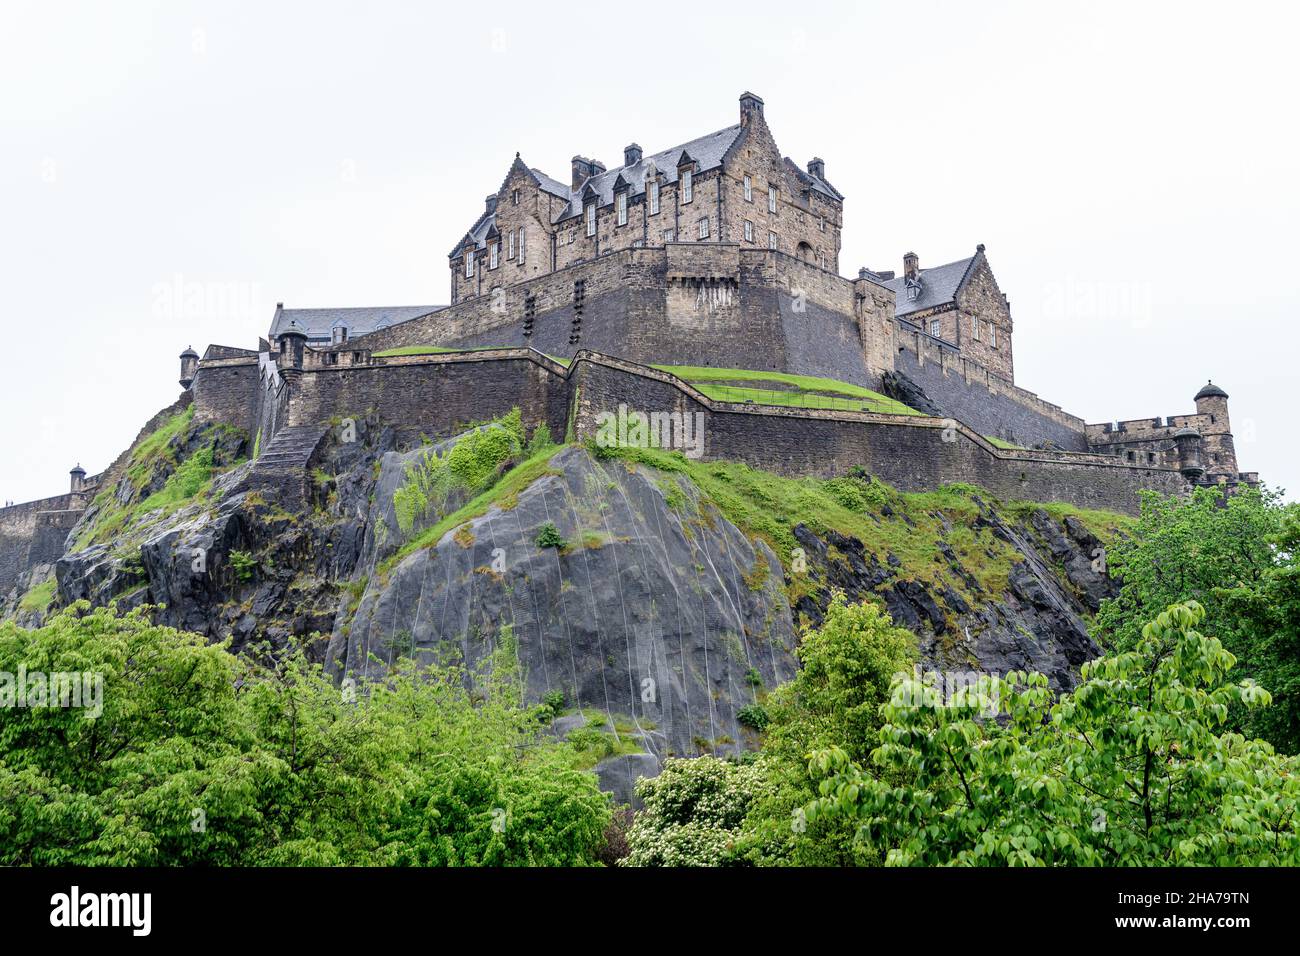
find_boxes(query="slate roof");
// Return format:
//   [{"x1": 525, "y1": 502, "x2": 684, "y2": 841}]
[
  {"x1": 549, "y1": 124, "x2": 745, "y2": 222},
  {"x1": 269, "y1": 305, "x2": 444, "y2": 341},
  {"x1": 881, "y1": 255, "x2": 979, "y2": 318},
  {"x1": 783, "y1": 157, "x2": 843, "y2": 202},
  {"x1": 450, "y1": 125, "x2": 748, "y2": 258}
]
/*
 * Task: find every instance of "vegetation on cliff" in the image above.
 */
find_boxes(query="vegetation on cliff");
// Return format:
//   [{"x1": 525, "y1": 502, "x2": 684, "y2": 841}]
[{"x1": 0, "y1": 605, "x2": 610, "y2": 865}]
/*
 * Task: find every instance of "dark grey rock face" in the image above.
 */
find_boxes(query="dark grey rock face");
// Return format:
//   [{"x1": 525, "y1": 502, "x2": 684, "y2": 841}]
[{"x1": 328, "y1": 446, "x2": 798, "y2": 762}]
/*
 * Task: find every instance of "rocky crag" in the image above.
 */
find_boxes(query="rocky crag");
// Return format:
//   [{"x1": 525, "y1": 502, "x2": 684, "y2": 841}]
[{"x1": 3, "y1": 404, "x2": 1127, "y2": 801}]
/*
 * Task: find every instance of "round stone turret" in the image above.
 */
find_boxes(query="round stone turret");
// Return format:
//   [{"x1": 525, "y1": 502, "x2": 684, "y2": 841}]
[
  {"x1": 1194, "y1": 380, "x2": 1228, "y2": 401},
  {"x1": 69, "y1": 463, "x2": 86, "y2": 493},
  {"x1": 278, "y1": 320, "x2": 308, "y2": 371},
  {"x1": 179, "y1": 346, "x2": 199, "y2": 389},
  {"x1": 1171, "y1": 427, "x2": 1204, "y2": 483}
]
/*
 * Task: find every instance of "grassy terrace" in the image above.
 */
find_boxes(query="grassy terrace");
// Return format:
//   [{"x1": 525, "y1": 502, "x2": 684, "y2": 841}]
[{"x1": 651, "y1": 365, "x2": 922, "y2": 416}]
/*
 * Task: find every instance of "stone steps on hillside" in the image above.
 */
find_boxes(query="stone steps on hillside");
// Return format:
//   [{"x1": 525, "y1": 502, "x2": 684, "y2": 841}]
[{"x1": 239, "y1": 424, "x2": 330, "y2": 503}]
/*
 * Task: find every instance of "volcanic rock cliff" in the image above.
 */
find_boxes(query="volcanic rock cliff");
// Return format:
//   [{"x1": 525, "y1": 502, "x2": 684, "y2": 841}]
[{"x1": 3, "y1": 404, "x2": 1126, "y2": 800}]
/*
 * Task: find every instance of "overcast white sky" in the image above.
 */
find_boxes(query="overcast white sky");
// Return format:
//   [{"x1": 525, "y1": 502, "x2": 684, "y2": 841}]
[{"x1": 2, "y1": 0, "x2": 1296, "y2": 505}]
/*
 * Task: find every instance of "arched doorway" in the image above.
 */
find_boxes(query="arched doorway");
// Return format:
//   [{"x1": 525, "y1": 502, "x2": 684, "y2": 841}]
[{"x1": 796, "y1": 241, "x2": 814, "y2": 263}]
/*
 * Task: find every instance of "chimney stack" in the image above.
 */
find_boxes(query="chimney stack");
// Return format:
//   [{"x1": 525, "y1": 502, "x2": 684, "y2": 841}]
[
  {"x1": 807, "y1": 157, "x2": 825, "y2": 180},
  {"x1": 624, "y1": 143, "x2": 642, "y2": 166},
  {"x1": 903, "y1": 252, "x2": 919, "y2": 281},
  {"x1": 739, "y1": 91, "x2": 764, "y2": 125},
  {"x1": 485, "y1": 194, "x2": 498, "y2": 214},
  {"x1": 570, "y1": 155, "x2": 606, "y2": 190}
]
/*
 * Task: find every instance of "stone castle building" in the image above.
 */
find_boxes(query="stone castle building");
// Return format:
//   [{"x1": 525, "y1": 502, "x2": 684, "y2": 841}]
[{"x1": 0, "y1": 92, "x2": 1258, "y2": 596}]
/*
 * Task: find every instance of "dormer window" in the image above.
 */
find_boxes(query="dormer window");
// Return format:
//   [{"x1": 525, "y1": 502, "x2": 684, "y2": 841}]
[
  {"x1": 332, "y1": 325, "x2": 348, "y2": 345},
  {"x1": 743, "y1": 175, "x2": 752, "y2": 202},
  {"x1": 586, "y1": 202, "x2": 596, "y2": 237},
  {"x1": 768, "y1": 185, "x2": 777, "y2": 213},
  {"x1": 465, "y1": 251, "x2": 474, "y2": 279},
  {"x1": 649, "y1": 180, "x2": 660, "y2": 215},
  {"x1": 617, "y1": 192, "x2": 628, "y2": 226},
  {"x1": 681, "y1": 168, "x2": 693, "y2": 203},
  {"x1": 489, "y1": 240, "x2": 499, "y2": 269}
]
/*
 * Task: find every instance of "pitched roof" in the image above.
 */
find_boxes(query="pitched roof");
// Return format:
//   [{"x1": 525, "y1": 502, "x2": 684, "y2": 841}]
[
  {"x1": 783, "y1": 157, "x2": 843, "y2": 201},
  {"x1": 881, "y1": 254, "x2": 980, "y2": 318},
  {"x1": 269, "y1": 305, "x2": 444, "y2": 341}
]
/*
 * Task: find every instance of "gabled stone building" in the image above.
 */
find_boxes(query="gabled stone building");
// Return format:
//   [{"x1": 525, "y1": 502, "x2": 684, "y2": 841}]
[{"x1": 449, "y1": 93, "x2": 844, "y2": 305}]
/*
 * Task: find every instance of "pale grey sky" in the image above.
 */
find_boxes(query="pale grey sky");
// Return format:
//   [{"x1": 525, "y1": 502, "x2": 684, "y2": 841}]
[{"x1": 2, "y1": 0, "x2": 1296, "y2": 505}]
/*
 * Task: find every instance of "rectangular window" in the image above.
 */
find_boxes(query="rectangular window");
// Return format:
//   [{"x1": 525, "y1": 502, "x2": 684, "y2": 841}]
[
  {"x1": 743, "y1": 219, "x2": 753, "y2": 242},
  {"x1": 929, "y1": 319, "x2": 941, "y2": 337},
  {"x1": 649, "y1": 180, "x2": 660, "y2": 215},
  {"x1": 818, "y1": 216, "x2": 825, "y2": 232},
  {"x1": 517, "y1": 227, "x2": 525, "y2": 264},
  {"x1": 682, "y1": 169, "x2": 693, "y2": 203},
  {"x1": 586, "y1": 203, "x2": 596, "y2": 237},
  {"x1": 664, "y1": 228, "x2": 675, "y2": 243},
  {"x1": 990, "y1": 325, "x2": 998, "y2": 347},
  {"x1": 511, "y1": 189, "x2": 520, "y2": 206},
  {"x1": 768, "y1": 185, "x2": 777, "y2": 213},
  {"x1": 617, "y1": 192, "x2": 627, "y2": 226},
  {"x1": 768, "y1": 231, "x2": 777, "y2": 250},
  {"x1": 697, "y1": 217, "x2": 710, "y2": 239},
  {"x1": 507, "y1": 231, "x2": 515, "y2": 260},
  {"x1": 743, "y1": 174, "x2": 752, "y2": 202},
  {"x1": 465, "y1": 251, "x2": 474, "y2": 279},
  {"x1": 972, "y1": 317, "x2": 980, "y2": 341},
  {"x1": 489, "y1": 241, "x2": 499, "y2": 269}
]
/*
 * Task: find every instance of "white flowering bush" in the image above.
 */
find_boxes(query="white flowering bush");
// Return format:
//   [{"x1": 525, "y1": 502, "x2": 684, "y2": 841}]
[{"x1": 621, "y1": 756, "x2": 768, "y2": 867}]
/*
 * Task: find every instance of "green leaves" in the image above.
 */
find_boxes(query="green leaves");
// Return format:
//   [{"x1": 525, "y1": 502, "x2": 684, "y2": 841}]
[
  {"x1": 0, "y1": 604, "x2": 611, "y2": 866},
  {"x1": 804, "y1": 600, "x2": 1300, "y2": 866}
]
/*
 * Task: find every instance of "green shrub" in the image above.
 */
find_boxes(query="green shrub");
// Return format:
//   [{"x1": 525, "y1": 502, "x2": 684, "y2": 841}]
[{"x1": 535, "y1": 522, "x2": 566, "y2": 550}]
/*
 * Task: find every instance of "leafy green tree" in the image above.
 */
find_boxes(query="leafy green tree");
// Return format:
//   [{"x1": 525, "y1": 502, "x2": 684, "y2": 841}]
[
  {"x1": 735, "y1": 592, "x2": 916, "y2": 865},
  {"x1": 0, "y1": 604, "x2": 610, "y2": 866},
  {"x1": 805, "y1": 601, "x2": 1300, "y2": 865},
  {"x1": 1096, "y1": 485, "x2": 1300, "y2": 751}
]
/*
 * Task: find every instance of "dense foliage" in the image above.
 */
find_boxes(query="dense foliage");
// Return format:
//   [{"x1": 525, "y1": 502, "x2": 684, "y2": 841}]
[
  {"x1": 0, "y1": 604, "x2": 610, "y2": 866},
  {"x1": 804, "y1": 601, "x2": 1299, "y2": 865},
  {"x1": 1096, "y1": 486, "x2": 1300, "y2": 752}
]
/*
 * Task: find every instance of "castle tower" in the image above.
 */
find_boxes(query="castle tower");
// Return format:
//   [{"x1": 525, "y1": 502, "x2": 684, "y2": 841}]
[
  {"x1": 69, "y1": 463, "x2": 86, "y2": 494},
  {"x1": 1193, "y1": 381, "x2": 1238, "y2": 483},
  {"x1": 179, "y1": 346, "x2": 199, "y2": 390},
  {"x1": 278, "y1": 320, "x2": 308, "y2": 383}
]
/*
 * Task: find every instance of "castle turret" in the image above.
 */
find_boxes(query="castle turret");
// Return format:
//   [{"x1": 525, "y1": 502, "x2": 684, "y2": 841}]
[
  {"x1": 69, "y1": 463, "x2": 86, "y2": 494},
  {"x1": 278, "y1": 320, "x2": 308, "y2": 383},
  {"x1": 1172, "y1": 427, "x2": 1204, "y2": 483},
  {"x1": 179, "y1": 346, "x2": 199, "y2": 389},
  {"x1": 1193, "y1": 381, "x2": 1238, "y2": 482}
]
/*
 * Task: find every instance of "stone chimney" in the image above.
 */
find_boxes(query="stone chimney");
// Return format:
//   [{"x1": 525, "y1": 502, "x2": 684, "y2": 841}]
[
  {"x1": 570, "y1": 155, "x2": 606, "y2": 190},
  {"x1": 739, "y1": 91, "x2": 764, "y2": 126},
  {"x1": 624, "y1": 143, "x2": 642, "y2": 166},
  {"x1": 485, "y1": 194, "x2": 498, "y2": 214},
  {"x1": 903, "y1": 252, "x2": 919, "y2": 281},
  {"x1": 807, "y1": 157, "x2": 825, "y2": 180}
]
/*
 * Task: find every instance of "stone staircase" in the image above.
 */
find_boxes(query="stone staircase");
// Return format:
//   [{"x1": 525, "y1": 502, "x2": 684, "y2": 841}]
[{"x1": 240, "y1": 424, "x2": 329, "y2": 504}]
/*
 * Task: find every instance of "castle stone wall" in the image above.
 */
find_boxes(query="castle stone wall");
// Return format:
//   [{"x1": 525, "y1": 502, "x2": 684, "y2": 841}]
[
  {"x1": 894, "y1": 327, "x2": 1088, "y2": 451},
  {"x1": 566, "y1": 356, "x2": 1183, "y2": 514},
  {"x1": 288, "y1": 351, "x2": 571, "y2": 444}
]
